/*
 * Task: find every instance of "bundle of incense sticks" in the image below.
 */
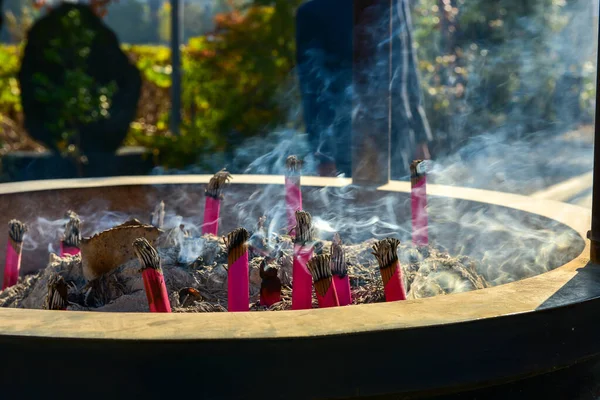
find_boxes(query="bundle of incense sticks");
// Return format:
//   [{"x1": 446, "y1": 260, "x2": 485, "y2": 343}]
[
  {"x1": 330, "y1": 233, "x2": 352, "y2": 306},
  {"x1": 132, "y1": 238, "x2": 172, "y2": 313},
  {"x1": 259, "y1": 258, "x2": 281, "y2": 306},
  {"x1": 372, "y1": 238, "x2": 407, "y2": 301},
  {"x1": 44, "y1": 273, "x2": 69, "y2": 310},
  {"x1": 307, "y1": 254, "x2": 339, "y2": 308},
  {"x1": 410, "y1": 160, "x2": 429, "y2": 247},
  {"x1": 2, "y1": 220, "x2": 27, "y2": 290},
  {"x1": 150, "y1": 201, "x2": 165, "y2": 229},
  {"x1": 202, "y1": 169, "x2": 232, "y2": 236},
  {"x1": 292, "y1": 210, "x2": 314, "y2": 310},
  {"x1": 224, "y1": 227, "x2": 249, "y2": 312},
  {"x1": 285, "y1": 155, "x2": 303, "y2": 237},
  {"x1": 60, "y1": 211, "x2": 81, "y2": 256}
]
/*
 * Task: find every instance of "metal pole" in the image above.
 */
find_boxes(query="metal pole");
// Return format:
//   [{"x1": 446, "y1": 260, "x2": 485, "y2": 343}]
[
  {"x1": 352, "y1": 0, "x2": 392, "y2": 186},
  {"x1": 170, "y1": 0, "x2": 183, "y2": 135},
  {"x1": 590, "y1": 0, "x2": 600, "y2": 262}
]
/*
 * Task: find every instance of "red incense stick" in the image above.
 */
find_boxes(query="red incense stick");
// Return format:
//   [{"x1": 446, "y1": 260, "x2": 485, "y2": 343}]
[
  {"x1": 225, "y1": 228, "x2": 250, "y2": 312},
  {"x1": 307, "y1": 254, "x2": 339, "y2": 308},
  {"x1": 372, "y1": 238, "x2": 407, "y2": 302},
  {"x1": 2, "y1": 220, "x2": 27, "y2": 290},
  {"x1": 60, "y1": 211, "x2": 81, "y2": 256},
  {"x1": 292, "y1": 210, "x2": 314, "y2": 310},
  {"x1": 410, "y1": 160, "x2": 429, "y2": 247},
  {"x1": 259, "y1": 258, "x2": 281, "y2": 306},
  {"x1": 133, "y1": 238, "x2": 172, "y2": 313},
  {"x1": 330, "y1": 233, "x2": 352, "y2": 306},
  {"x1": 285, "y1": 156, "x2": 303, "y2": 237},
  {"x1": 45, "y1": 273, "x2": 69, "y2": 311},
  {"x1": 202, "y1": 169, "x2": 232, "y2": 236}
]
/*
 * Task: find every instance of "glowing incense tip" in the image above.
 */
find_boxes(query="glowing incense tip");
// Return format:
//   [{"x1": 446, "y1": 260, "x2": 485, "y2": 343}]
[
  {"x1": 133, "y1": 237, "x2": 162, "y2": 271},
  {"x1": 205, "y1": 169, "x2": 232, "y2": 199},
  {"x1": 150, "y1": 201, "x2": 165, "y2": 229},
  {"x1": 45, "y1": 273, "x2": 69, "y2": 310},
  {"x1": 63, "y1": 211, "x2": 81, "y2": 248},
  {"x1": 285, "y1": 155, "x2": 303, "y2": 174},
  {"x1": 331, "y1": 233, "x2": 347, "y2": 277},
  {"x1": 294, "y1": 210, "x2": 314, "y2": 244},
  {"x1": 372, "y1": 238, "x2": 401, "y2": 271},
  {"x1": 8, "y1": 220, "x2": 27, "y2": 243},
  {"x1": 307, "y1": 254, "x2": 332, "y2": 287}
]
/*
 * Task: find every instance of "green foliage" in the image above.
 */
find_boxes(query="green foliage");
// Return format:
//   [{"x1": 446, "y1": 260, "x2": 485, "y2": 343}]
[
  {"x1": 0, "y1": 44, "x2": 22, "y2": 119},
  {"x1": 0, "y1": 0, "x2": 594, "y2": 168},
  {"x1": 413, "y1": 0, "x2": 594, "y2": 153}
]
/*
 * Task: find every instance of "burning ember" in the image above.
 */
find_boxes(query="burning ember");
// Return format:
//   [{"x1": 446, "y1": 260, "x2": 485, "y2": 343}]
[{"x1": 0, "y1": 165, "x2": 510, "y2": 313}]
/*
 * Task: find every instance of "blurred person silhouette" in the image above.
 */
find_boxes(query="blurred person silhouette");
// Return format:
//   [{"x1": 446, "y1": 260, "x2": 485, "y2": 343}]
[{"x1": 296, "y1": 0, "x2": 432, "y2": 178}]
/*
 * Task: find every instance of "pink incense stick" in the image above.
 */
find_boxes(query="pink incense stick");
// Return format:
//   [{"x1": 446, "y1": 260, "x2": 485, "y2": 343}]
[
  {"x1": 202, "y1": 169, "x2": 232, "y2": 236},
  {"x1": 372, "y1": 238, "x2": 407, "y2": 302},
  {"x1": 3, "y1": 220, "x2": 26, "y2": 290},
  {"x1": 308, "y1": 254, "x2": 339, "y2": 308},
  {"x1": 410, "y1": 160, "x2": 429, "y2": 247},
  {"x1": 60, "y1": 210, "x2": 81, "y2": 257},
  {"x1": 133, "y1": 238, "x2": 172, "y2": 313},
  {"x1": 330, "y1": 233, "x2": 352, "y2": 306},
  {"x1": 285, "y1": 156, "x2": 303, "y2": 237},
  {"x1": 225, "y1": 228, "x2": 250, "y2": 312},
  {"x1": 292, "y1": 210, "x2": 315, "y2": 310},
  {"x1": 45, "y1": 273, "x2": 69, "y2": 310},
  {"x1": 259, "y1": 259, "x2": 281, "y2": 306}
]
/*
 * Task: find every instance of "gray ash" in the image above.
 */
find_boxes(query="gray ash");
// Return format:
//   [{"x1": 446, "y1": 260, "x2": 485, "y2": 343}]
[{"x1": 0, "y1": 228, "x2": 489, "y2": 312}]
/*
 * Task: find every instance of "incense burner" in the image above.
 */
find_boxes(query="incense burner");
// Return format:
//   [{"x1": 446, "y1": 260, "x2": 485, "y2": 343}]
[{"x1": 0, "y1": 175, "x2": 595, "y2": 399}]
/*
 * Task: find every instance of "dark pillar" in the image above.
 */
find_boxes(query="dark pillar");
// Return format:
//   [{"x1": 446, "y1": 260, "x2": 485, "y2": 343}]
[
  {"x1": 591, "y1": 1, "x2": 600, "y2": 262},
  {"x1": 170, "y1": 0, "x2": 183, "y2": 136},
  {"x1": 352, "y1": 0, "x2": 392, "y2": 186}
]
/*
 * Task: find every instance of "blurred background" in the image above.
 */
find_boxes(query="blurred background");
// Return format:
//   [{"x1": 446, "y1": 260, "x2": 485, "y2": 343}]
[{"x1": 0, "y1": 0, "x2": 597, "y2": 206}]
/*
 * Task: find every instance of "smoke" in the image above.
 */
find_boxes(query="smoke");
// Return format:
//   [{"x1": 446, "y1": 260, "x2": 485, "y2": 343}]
[{"x1": 11, "y1": 1, "x2": 592, "y2": 289}]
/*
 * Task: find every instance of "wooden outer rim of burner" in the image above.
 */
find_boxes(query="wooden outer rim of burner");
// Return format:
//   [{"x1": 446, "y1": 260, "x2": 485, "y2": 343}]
[{"x1": 0, "y1": 175, "x2": 590, "y2": 341}]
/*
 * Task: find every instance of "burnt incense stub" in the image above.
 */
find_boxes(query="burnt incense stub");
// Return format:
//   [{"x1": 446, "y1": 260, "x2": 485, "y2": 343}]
[
  {"x1": 8, "y1": 219, "x2": 27, "y2": 244},
  {"x1": 150, "y1": 201, "x2": 165, "y2": 229},
  {"x1": 132, "y1": 237, "x2": 162, "y2": 272},
  {"x1": 44, "y1": 273, "x2": 69, "y2": 310},
  {"x1": 331, "y1": 233, "x2": 347, "y2": 277},
  {"x1": 372, "y1": 238, "x2": 401, "y2": 286},
  {"x1": 294, "y1": 210, "x2": 314, "y2": 245},
  {"x1": 285, "y1": 155, "x2": 303, "y2": 175},
  {"x1": 224, "y1": 228, "x2": 249, "y2": 266},
  {"x1": 307, "y1": 254, "x2": 333, "y2": 297},
  {"x1": 63, "y1": 211, "x2": 81, "y2": 248},
  {"x1": 205, "y1": 169, "x2": 232, "y2": 199},
  {"x1": 410, "y1": 160, "x2": 430, "y2": 186}
]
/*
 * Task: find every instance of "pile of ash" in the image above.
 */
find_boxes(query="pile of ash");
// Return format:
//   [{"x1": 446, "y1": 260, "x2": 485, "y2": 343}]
[{"x1": 0, "y1": 229, "x2": 488, "y2": 312}]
